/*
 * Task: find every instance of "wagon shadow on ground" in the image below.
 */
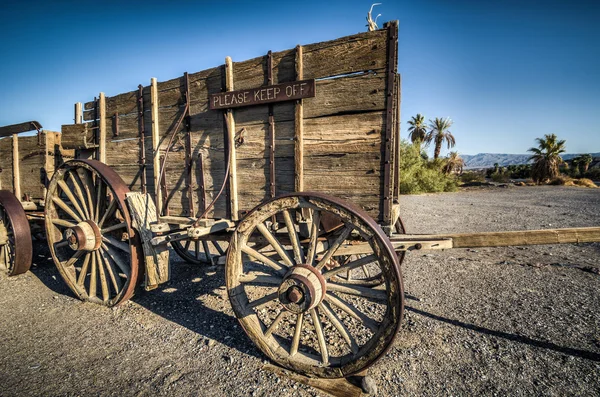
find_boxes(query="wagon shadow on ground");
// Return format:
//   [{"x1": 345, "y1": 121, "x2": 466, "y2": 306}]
[
  {"x1": 131, "y1": 258, "x2": 264, "y2": 359},
  {"x1": 404, "y1": 305, "x2": 600, "y2": 362},
  {"x1": 28, "y1": 246, "x2": 263, "y2": 359}
]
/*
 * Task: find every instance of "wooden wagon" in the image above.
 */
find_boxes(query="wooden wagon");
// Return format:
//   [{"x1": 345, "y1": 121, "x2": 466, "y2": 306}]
[{"x1": 1, "y1": 22, "x2": 599, "y2": 383}]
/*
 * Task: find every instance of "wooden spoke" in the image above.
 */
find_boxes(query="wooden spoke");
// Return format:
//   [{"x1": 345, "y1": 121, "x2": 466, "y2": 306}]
[
  {"x1": 362, "y1": 265, "x2": 371, "y2": 278},
  {"x1": 315, "y1": 225, "x2": 353, "y2": 271},
  {"x1": 327, "y1": 282, "x2": 387, "y2": 301},
  {"x1": 248, "y1": 292, "x2": 278, "y2": 309},
  {"x1": 76, "y1": 168, "x2": 96, "y2": 221},
  {"x1": 324, "y1": 294, "x2": 378, "y2": 333},
  {"x1": 99, "y1": 249, "x2": 123, "y2": 293},
  {"x1": 238, "y1": 273, "x2": 282, "y2": 285},
  {"x1": 213, "y1": 241, "x2": 225, "y2": 255},
  {"x1": 194, "y1": 240, "x2": 200, "y2": 259},
  {"x1": 95, "y1": 178, "x2": 103, "y2": 222},
  {"x1": 101, "y1": 244, "x2": 130, "y2": 278},
  {"x1": 63, "y1": 250, "x2": 84, "y2": 268},
  {"x1": 58, "y1": 180, "x2": 87, "y2": 221},
  {"x1": 305, "y1": 209, "x2": 321, "y2": 266},
  {"x1": 184, "y1": 240, "x2": 191, "y2": 250},
  {"x1": 68, "y1": 172, "x2": 91, "y2": 219},
  {"x1": 319, "y1": 302, "x2": 359, "y2": 354},
  {"x1": 98, "y1": 199, "x2": 117, "y2": 228},
  {"x1": 101, "y1": 222, "x2": 126, "y2": 234},
  {"x1": 283, "y1": 210, "x2": 304, "y2": 264},
  {"x1": 310, "y1": 308, "x2": 329, "y2": 365},
  {"x1": 77, "y1": 253, "x2": 92, "y2": 286},
  {"x1": 265, "y1": 310, "x2": 287, "y2": 337},
  {"x1": 97, "y1": 250, "x2": 110, "y2": 301},
  {"x1": 102, "y1": 235, "x2": 130, "y2": 253},
  {"x1": 256, "y1": 223, "x2": 294, "y2": 267},
  {"x1": 51, "y1": 219, "x2": 76, "y2": 228},
  {"x1": 241, "y1": 245, "x2": 287, "y2": 274},
  {"x1": 201, "y1": 240, "x2": 211, "y2": 261},
  {"x1": 89, "y1": 249, "x2": 97, "y2": 299},
  {"x1": 322, "y1": 254, "x2": 377, "y2": 280},
  {"x1": 290, "y1": 312, "x2": 304, "y2": 357},
  {"x1": 52, "y1": 196, "x2": 83, "y2": 223}
]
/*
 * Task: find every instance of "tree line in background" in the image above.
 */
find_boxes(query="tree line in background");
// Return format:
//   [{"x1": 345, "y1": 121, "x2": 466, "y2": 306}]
[{"x1": 400, "y1": 116, "x2": 598, "y2": 194}]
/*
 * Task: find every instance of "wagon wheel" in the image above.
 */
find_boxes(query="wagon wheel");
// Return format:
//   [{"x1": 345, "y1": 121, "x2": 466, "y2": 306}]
[
  {"x1": 226, "y1": 192, "x2": 403, "y2": 378},
  {"x1": 0, "y1": 190, "x2": 32, "y2": 276},
  {"x1": 171, "y1": 238, "x2": 228, "y2": 265},
  {"x1": 331, "y1": 216, "x2": 407, "y2": 286},
  {"x1": 45, "y1": 160, "x2": 142, "y2": 306}
]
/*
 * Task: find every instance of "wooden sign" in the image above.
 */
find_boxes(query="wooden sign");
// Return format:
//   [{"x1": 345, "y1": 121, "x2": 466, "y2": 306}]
[{"x1": 210, "y1": 79, "x2": 316, "y2": 110}]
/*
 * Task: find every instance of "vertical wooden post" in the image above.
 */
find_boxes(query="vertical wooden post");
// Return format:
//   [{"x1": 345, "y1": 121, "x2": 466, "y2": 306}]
[
  {"x1": 151, "y1": 77, "x2": 162, "y2": 217},
  {"x1": 74, "y1": 102, "x2": 83, "y2": 124},
  {"x1": 294, "y1": 45, "x2": 304, "y2": 192},
  {"x1": 98, "y1": 92, "x2": 107, "y2": 163},
  {"x1": 382, "y1": 21, "x2": 398, "y2": 228},
  {"x1": 394, "y1": 74, "x2": 402, "y2": 200},
  {"x1": 12, "y1": 134, "x2": 21, "y2": 200},
  {"x1": 225, "y1": 56, "x2": 239, "y2": 221}
]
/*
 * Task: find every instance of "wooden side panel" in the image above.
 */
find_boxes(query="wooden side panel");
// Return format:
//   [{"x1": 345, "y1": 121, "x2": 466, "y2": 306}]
[{"x1": 75, "y1": 28, "x2": 392, "y2": 220}]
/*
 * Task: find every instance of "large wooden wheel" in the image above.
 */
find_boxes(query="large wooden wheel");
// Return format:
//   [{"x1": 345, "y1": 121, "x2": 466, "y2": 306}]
[
  {"x1": 45, "y1": 160, "x2": 142, "y2": 306},
  {"x1": 0, "y1": 190, "x2": 32, "y2": 276},
  {"x1": 171, "y1": 238, "x2": 227, "y2": 265},
  {"x1": 226, "y1": 192, "x2": 404, "y2": 378}
]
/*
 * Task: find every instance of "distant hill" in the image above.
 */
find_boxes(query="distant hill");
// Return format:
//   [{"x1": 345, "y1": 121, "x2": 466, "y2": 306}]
[{"x1": 462, "y1": 153, "x2": 600, "y2": 169}]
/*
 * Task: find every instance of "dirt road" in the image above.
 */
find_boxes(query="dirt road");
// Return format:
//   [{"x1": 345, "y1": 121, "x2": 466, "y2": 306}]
[{"x1": 1, "y1": 186, "x2": 598, "y2": 396}]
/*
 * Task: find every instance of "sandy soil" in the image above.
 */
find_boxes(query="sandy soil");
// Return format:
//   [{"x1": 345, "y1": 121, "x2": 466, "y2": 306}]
[{"x1": 0, "y1": 185, "x2": 598, "y2": 396}]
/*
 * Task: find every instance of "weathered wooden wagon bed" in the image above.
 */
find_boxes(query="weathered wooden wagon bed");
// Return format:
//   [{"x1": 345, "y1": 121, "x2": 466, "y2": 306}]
[{"x1": 1, "y1": 22, "x2": 599, "y2": 387}]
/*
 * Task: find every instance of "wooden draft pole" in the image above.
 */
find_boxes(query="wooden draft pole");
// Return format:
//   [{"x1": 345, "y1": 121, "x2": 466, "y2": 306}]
[
  {"x1": 12, "y1": 134, "x2": 21, "y2": 200},
  {"x1": 225, "y1": 56, "x2": 239, "y2": 221},
  {"x1": 150, "y1": 77, "x2": 162, "y2": 217},
  {"x1": 98, "y1": 92, "x2": 106, "y2": 163},
  {"x1": 294, "y1": 45, "x2": 304, "y2": 192}
]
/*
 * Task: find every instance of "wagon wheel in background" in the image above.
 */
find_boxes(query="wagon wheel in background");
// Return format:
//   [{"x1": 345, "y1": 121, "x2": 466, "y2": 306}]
[
  {"x1": 45, "y1": 160, "x2": 142, "y2": 306},
  {"x1": 331, "y1": 215, "x2": 407, "y2": 286},
  {"x1": 226, "y1": 192, "x2": 403, "y2": 378},
  {"x1": 171, "y1": 238, "x2": 228, "y2": 266},
  {"x1": 0, "y1": 190, "x2": 32, "y2": 276}
]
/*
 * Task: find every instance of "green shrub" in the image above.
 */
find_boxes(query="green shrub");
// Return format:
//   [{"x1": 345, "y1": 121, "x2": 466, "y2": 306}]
[
  {"x1": 399, "y1": 141, "x2": 458, "y2": 194},
  {"x1": 491, "y1": 172, "x2": 510, "y2": 183},
  {"x1": 460, "y1": 171, "x2": 485, "y2": 183}
]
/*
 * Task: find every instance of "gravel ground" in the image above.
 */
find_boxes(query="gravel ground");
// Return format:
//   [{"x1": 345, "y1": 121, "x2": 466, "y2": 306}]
[{"x1": 0, "y1": 185, "x2": 598, "y2": 396}]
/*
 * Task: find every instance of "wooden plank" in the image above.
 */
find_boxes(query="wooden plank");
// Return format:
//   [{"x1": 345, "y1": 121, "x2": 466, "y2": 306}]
[
  {"x1": 295, "y1": 45, "x2": 304, "y2": 192},
  {"x1": 60, "y1": 123, "x2": 95, "y2": 150},
  {"x1": 151, "y1": 77, "x2": 162, "y2": 216},
  {"x1": 12, "y1": 134, "x2": 20, "y2": 200},
  {"x1": 0, "y1": 137, "x2": 14, "y2": 191},
  {"x1": 225, "y1": 56, "x2": 239, "y2": 221},
  {"x1": 125, "y1": 192, "x2": 170, "y2": 290},
  {"x1": 98, "y1": 92, "x2": 107, "y2": 163}
]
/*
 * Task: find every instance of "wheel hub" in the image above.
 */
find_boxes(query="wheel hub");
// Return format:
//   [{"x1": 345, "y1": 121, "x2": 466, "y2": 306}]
[
  {"x1": 278, "y1": 265, "x2": 327, "y2": 313},
  {"x1": 64, "y1": 220, "x2": 101, "y2": 251}
]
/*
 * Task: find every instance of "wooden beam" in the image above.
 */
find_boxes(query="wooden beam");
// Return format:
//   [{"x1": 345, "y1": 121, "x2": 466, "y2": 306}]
[
  {"x1": 225, "y1": 56, "x2": 239, "y2": 221},
  {"x1": 150, "y1": 77, "x2": 162, "y2": 217},
  {"x1": 12, "y1": 134, "x2": 21, "y2": 200},
  {"x1": 294, "y1": 45, "x2": 304, "y2": 192},
  {"x1": 74, "y1": 102, "x2": 83, "y2": 124},
  {"x1": 98, "y1": 93, "x2": 106, "y2": 163},
  {"x1": 399, "y1": 227, "x2": 600, "y2": 249}
]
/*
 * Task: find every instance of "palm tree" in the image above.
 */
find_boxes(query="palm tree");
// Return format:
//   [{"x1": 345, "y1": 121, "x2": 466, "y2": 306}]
[
  {"x1": 528, "y1": 134, "x2": 566, "y2": 183},
  {"x1": 407, "y1": 114, "x2": 427, "y2": 151},
  {"x1": 581, "y1": 154, "x2": 593, "y2": 173},
  {"x1": 443, "y1": 151, "x2": 465, "y2": 174},
  {"x1": 425, "y1": 117, "x2": 455, "y2": 159}
]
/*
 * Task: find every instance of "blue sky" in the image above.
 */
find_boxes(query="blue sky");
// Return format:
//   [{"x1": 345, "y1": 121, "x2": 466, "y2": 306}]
[{"x1": 0, "y1": 0, "x2": 598, "y2": 156}]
